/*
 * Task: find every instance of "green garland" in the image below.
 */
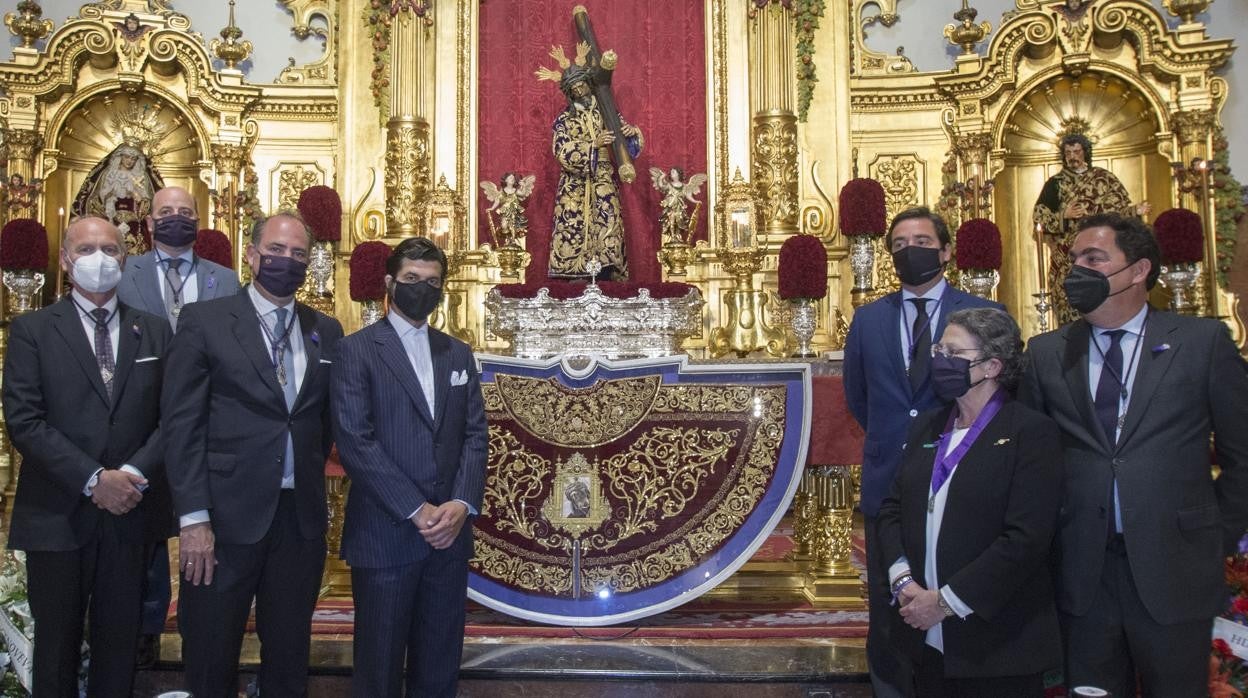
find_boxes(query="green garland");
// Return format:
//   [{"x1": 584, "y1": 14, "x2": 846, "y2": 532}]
[
  {"x1": 793, "y1": 0, "x2": 825, "y2": 123},
  {"x1": 1211, "y1": 127, "x2": 1244, "y2": 290}
]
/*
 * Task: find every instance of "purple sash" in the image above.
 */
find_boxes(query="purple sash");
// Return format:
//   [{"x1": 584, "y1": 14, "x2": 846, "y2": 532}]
[{"x1": 930, "y1": 388, "x2": 1007, "y2": 498}]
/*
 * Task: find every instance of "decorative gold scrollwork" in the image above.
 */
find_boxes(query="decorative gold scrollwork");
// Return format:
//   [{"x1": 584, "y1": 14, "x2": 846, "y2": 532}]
[{"x1": 492, "y1": 374, "x2": 662, "y2": 447}]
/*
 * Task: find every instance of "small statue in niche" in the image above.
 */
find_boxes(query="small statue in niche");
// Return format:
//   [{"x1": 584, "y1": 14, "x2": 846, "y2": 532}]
[
  {"x1": 480, "y1": 172, "x2": 536, "y2": 248},
  {"x1": 649, "y1": 167, "x2": 707, "y2": 245},
  {"x1": 1, "y1": 173, "x2": 44, "y2": 221}
]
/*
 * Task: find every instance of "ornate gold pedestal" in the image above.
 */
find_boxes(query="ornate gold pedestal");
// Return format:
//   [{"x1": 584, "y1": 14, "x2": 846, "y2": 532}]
[
  {"x1": 320, "y1": 474, "x2": 352, "y2": 598},
  {"x1": 802, "y1": 465, "x2": 864, "y2": 607},
  {"x1": 709, "y1": 247, "x2": 787, "y2": 358}
]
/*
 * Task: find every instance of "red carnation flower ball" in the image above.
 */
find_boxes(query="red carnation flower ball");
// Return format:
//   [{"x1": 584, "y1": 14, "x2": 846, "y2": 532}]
[
  {"x1": 349, "y1": 241, "x2": 392, "y2": 302},
  {"x1": 193, "y1": 229, "x2": 233, "y2": 269},
  {"x1": 297, "y1": 185, "x2": 343, "y2": 243},
  {"x1": 778, "y1": 234, "x2": 828, "y2": 300},
  {"x1": 1153, "y1": 208, "x2": 1204, "y2": 265},
  {"x1": 954, "y1": 218, "x2": 1002, "y2": 270},
  {"x1": 838, "y1": 178, "x2": 886, "y2": 237},
  {"x1": 0, "y1": 218, "x2": 49, "y2": 271}
]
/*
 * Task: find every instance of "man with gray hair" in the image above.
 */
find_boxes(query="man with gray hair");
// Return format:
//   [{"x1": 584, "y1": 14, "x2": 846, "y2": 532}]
[
  {"x1": 163, "y1": 211, "x2": 343, "y2": 697},
  {"x1": 4, "y1": 217, "x2": 173, "y2": 696}
]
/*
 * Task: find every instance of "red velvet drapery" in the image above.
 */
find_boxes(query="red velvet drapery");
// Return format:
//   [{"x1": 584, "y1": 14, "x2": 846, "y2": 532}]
[{"x1": 478, "y1": 0, "x2": 708, "y2": 284}]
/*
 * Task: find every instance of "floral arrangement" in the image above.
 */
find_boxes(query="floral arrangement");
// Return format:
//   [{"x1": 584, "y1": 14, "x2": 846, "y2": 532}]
[
  {"x1": 349, "y1": 241, "x2": 392, "y2": 302},
  {"x1": 1153, "y1": 208, "x2": 1205, "y2": 265},
  {"x1": 1210, "y1": 535, "x2": 1248, "y2": 697},
  {"x1": 778, "y1": 233, "x2": 827, "y2": 300},
  {"x1": 194, "y1": 229, "x2": 233, "y2": 269},
  {"x1": 1212, "y1": 128, "x2": 1245, "y2": 289},
  {"x1": 296, "y1": 185, "x2": 343, "y2": 243},
  {"x1": 0, "y1": 219, "x2": 48, "y2": 271},
  {"x1": 495, "y1": 280, "x2": 696, "y2": 301},
  {"x1": 743, "y1": 0, "x2": 824, "y2": 122},
  {"x1": 954, "y1": 218, "x2": 1002, "y2": 270},
  {"x1": 365, "y1": 1, "x2": 433, "y2": 123},
  {"x1": 934, "y1": 152, "x2": 963, "y2": 230},
  {"x1": 838, "y1": 178, "x2": 886, "y2": 237}
]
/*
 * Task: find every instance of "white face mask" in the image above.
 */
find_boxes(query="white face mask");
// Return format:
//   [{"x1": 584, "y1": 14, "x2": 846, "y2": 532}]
[{"x1": 71, "y1": 250, "x2": 123, "y2": 293}]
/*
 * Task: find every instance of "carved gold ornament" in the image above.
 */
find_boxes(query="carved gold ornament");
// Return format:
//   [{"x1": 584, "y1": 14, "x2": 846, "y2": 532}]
[
  {"x1": 492, "y1": 374, "x2": 661, "y2": 448},
  {"x1": 4, "y1": 1, "x2": 53, "y2": 49}
]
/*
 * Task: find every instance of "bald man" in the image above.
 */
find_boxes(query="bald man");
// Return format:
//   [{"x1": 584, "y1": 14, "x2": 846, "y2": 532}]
[
  {"x1": 117, "y1": 185, "x2": 239, "y2": 664},
  {"x1": 4, "y1": 217, "x2": 174, "y2": 697}
]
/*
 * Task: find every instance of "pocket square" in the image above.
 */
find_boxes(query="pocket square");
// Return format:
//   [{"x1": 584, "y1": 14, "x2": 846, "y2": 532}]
[
  {"x1": 135, "y1": 356, "x2": 160, "y2": 364},
  {"x1": 319, "y1": 359, "x2": 333, "y2": 364},
  {"x1": 450, "y1": 369, "x2": 469, "y2": 386}
]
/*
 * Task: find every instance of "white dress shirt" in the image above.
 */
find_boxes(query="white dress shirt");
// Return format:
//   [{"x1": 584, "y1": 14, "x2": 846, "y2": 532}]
[
  {"x1": 72, "y1": 290, "x2": 145, "y2": 494},
  {"x1": 1087, "y1": 303, "x2": 1148, "y2": 533},
  {"x1": 899, "y1": 278, "x2": 947, "y2": 371},
  {"x1": 153, "y1": 249, "x2": 199, "y2": 305},
  {"x1": 179, "y1": 286, "x2": 306, "y2": 528}
]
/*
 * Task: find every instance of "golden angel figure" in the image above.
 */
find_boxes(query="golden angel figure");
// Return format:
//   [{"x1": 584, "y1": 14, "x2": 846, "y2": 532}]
[
  {"x1": 480, "y1": 172, "x2": 536, "y2": 248},
  {"x1": 650, "y1": 167, "x2": 707, "y2": 245}
]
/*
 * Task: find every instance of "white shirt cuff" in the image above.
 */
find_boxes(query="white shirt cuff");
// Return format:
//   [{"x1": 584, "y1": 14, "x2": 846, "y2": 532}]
[
  {"x1": 940, "y1": 584, "x2": 973, "y2": 619},
  {"x1": 83, "y1": 467, "x2": 104, "y2": 496},
  {"x1": 119, "y1": 464, "x2": 148, "y2": 491},
  {"x1": 888, "y1": 558, "x2": 911, "y2": 586},
  {"x1": 180, "y1": 510, "x2": 210, "y2": 528}
]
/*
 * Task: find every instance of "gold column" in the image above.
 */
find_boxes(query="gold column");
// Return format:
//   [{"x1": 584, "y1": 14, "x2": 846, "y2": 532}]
[
  {"x1": 803, "y1": 465, "x2": 865, "y2": 607},
  {"x1": 749, "y1": 3, "x2": 799, "y2": 238},
  {"x1": 1172, "y1": 109, "x2": 1225, "y2": 320},
  {"x1": 3, "y1": 128, "x2": 42, "y2": 221},
  {"x1": 384, "y1": 10, "x2": 434, "y2": 237},
  {"x1": 210, "y1": 142, "x2": 248, "y2": 270}
]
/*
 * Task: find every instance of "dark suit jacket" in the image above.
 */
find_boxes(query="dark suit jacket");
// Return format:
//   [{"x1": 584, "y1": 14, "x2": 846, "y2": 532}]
[
  {"x1": 4, "y1": 298, "x2": 173, "y2": 551},
  {"x1": 843, "y1": 283, "x2": 1002, "y2": 516},
  {"x1": 161, "y1": 290, "x2": 343, "y2": 545},
  {"x1": 1020, "y1": 309, "x2": 1248, "y2": 625},
  {"x1": 877, "y1": 399, "x2": 1063, "y2": 678},
  {"x1": 331, "y1": 318, "x2": 488, "y2": 568},
  {"x1": 117, "y1": 250, "x2": 240, "y2": 324}
]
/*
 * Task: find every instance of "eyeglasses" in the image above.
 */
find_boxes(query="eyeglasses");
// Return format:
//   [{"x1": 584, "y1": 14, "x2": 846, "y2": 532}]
[{"x1": 930, "y1": 343, "x2": 982, "y2": 359}]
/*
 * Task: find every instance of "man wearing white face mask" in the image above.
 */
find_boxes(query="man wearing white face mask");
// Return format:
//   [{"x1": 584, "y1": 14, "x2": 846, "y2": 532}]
[{"x1": 3, "y1": 216, "x2": 173, "y2": 697}]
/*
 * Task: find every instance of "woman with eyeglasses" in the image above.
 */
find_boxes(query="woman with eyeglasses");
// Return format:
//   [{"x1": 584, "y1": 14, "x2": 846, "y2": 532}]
[{"x1": 877, "y1": 307, "x2": 1064, "y2": 696}]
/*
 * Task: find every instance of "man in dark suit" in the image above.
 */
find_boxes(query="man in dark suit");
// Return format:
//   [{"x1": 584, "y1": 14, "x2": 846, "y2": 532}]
[
  {"x1": 4, "y1": 216, "x2": 173, "y2": 697},
  {"x1": 1021, "y1": 213, "x2": 1248, "y2": 696},
  {"x1": 162, "y1": 211, "x2": 343, "y2": 698},
  {"x1": 842, "y1": 206, "x2": 1001, "y2": 697},
  {"x1": 116, "y1": 184, "x2": 239, "y2": 664},
  {"x1": 331, "y1": 237, "x2": 488, "y2": 698}
]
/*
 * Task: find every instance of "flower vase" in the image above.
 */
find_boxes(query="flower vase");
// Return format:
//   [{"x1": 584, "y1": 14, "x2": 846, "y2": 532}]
[
  {"x1": 360, "y1": 298, "x2": 384, "y2": 326},
  {"x1": 960, "y1": 268, "x2": 999, "y2": 300},
  {"x1": 789, "y1": 298, "x2": 818, "y2": 358},
  {"x1": 848, "y1": 236, "x2": 875, "y2": 293},
  {"x1": 1160, "y1": 262, "x2": 1201, "y2": 314},
  {"x1": 3, "y1": 269, "x2": 45, "y2": 315},
  {"x1": 308, "y1": 240, "x2": 335, "y2": 298}
]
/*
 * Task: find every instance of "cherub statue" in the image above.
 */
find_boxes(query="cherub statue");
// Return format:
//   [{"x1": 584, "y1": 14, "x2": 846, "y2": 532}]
[
  {"x1": 649, "y1": 167, "x2": 707, "y2": 245},
  {"x1": 480, "y1": 172, "x2": 535, "y2": 248},
  {"x1": 1, "y1": 173, "x2": 44, "y2": 219}
]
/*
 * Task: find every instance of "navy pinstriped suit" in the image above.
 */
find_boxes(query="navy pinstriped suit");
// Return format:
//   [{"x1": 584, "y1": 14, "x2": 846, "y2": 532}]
[{"x1": 331, "y1": 316, "x2": 488, "y2": 698}]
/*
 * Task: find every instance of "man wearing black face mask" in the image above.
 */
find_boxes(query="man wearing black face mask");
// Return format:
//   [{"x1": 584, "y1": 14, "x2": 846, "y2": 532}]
[
  {"x1": 162, "y1": 211, "x2": 344, "y2": 698},
  {"x1": 1021, "y1": 213, "x2": 1248, "y2": 696},
  {"x1": 843, "y1": 206, "x2": 1002, "y2": 697},
  {"x1": 331, "y1": 237, "x2": 487, "y2": 697},
  {"x1": 117, "y1": 184, "x2": 240, "y2": 666}
]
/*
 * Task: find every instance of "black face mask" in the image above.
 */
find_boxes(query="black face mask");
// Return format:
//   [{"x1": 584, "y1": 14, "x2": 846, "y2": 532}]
[
  {"x1": 892, "y1": 246, "x2": 945, "y2": 287},
  {"x1": 1062, "y1": 263, "x2": 1133, "y2": 315},
  {"x1": 254, "y1": 254, "x2": 308, "y2": 298},
  {"x1": 152, "y1": 214, "x2": 198, "y2": 249},
  {"x1": 931, "y1": 353, "x2": 987, "y2": 401},
  {"x1": 391, "y1": 278, "x2": 443, "y2": 323}
]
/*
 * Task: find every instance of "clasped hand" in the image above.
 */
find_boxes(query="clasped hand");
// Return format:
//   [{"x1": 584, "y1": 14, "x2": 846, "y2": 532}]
[
  {"x1": 411, "y1": 501, "x2": 469, "y2": 550},
  {"x1": 91, "y1": 469, "x2": 146, "y2": 515},
  {"x1": 898, "y1": 584, "x2": 947, "y2": 631}
]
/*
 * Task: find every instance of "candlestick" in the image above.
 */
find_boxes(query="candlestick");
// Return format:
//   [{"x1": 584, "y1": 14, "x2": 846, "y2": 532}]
[{"x1": 55, "y1": 206, "x2": 65, "y2": 297}]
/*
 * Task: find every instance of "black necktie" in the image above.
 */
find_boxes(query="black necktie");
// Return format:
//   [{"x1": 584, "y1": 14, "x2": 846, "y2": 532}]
[
  {"x1": 163, "y1": 257, "x2": 185, "y2": 329},
  {"x1": 1094, "y1": 329, "x2": 1126, "y2": 445},
  {"x1": 908, "y1": 298, "x2": 931, "y2": 392},
  {"x1": 91, "y1": 308, "x2": 115, "y2": 399}
]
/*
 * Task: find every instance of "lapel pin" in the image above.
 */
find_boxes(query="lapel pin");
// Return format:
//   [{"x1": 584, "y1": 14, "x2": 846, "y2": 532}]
[
  {"x1": 310, "y1": 330, "x2": 320, "y2": 346},
  {"x1": 206, "y1": 276, "x2": 215, "y2": 290},
  {"x1": 994, "y1": 438, "x2": 1011, "y2": 446},
  {"x1": 131, "y1": 323, "x2": 141, "y2": 337},
  {"x1": 922, "y1": 442, "x2": 936, "y2": 449},
  {"x1": 1152, "y1": 343, "x2": 1170, "y2": 354}
]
